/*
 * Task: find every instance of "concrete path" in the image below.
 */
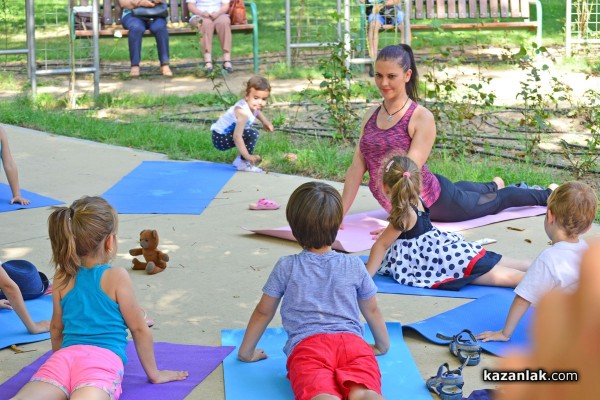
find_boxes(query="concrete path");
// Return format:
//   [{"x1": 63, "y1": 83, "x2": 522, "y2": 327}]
[{"x1": 1, "y1": 124, "x2": 598, "y2": 399}]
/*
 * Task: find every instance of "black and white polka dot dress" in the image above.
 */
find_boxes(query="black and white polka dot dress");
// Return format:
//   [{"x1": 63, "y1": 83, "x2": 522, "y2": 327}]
[{"x1": 378, "y1": 202, "x2": 500, "y2": 290}]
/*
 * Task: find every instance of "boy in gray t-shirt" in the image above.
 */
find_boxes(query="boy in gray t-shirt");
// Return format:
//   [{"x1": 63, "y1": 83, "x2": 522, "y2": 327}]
[{"x1": 238, "y1": 182, "x2": 389, "y2": 399}]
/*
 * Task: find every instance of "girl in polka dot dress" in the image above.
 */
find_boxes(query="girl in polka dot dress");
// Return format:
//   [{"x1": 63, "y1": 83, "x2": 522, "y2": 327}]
[
  {"x1": 366, "y1": 156, "x2": 530, "y2": 290},
  {"x1": 211, "y1": 76, "x2": 274, "y2": 173}
]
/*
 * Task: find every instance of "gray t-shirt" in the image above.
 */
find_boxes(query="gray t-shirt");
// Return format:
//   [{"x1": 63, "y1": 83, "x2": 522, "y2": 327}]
[{"x1": 263, "y1": 250, "x2": 377, "y2": 356}]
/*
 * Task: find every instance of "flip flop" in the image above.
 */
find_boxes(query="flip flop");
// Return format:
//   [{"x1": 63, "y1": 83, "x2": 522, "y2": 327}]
[
  {"x1": 142, "y1": 309, "x2": 155, "y2": 328},
  {"x1": 249, "y1": 198, "x2": 280, "y2": 210}
]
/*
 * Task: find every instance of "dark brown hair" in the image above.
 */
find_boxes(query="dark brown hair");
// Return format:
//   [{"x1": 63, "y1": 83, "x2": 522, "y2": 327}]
[
  {"x1": 245, "y1": 75, "x2": 271, "y2": 96},
  {"x1": 376, "y1": 44, "x2": 420, "y2": 102},
  {"x1": 286, "y1": 182, "x2": 343, "y2": 249}
]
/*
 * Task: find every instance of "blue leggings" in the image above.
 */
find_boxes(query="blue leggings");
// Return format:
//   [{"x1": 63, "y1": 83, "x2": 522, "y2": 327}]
[
  {"x1": 212, "y1": 128, "x2": 259, "y2": 160},
  {"x1": 429, "y1": 174, "x2": 551, "y2": 222}
]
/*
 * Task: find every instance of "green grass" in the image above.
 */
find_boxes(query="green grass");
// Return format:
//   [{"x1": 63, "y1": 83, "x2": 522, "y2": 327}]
[{"x1": 0, "y1": 0, "x2": 573, "y2": 68}]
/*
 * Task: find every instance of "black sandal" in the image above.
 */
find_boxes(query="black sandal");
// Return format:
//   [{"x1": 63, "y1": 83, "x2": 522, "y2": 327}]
[
  {"x1": 222, "y1": 62, "x2": 234, "y2": 73},
  {"x1": 204, "y1": 62, "x2": 213, "y2": 73}
]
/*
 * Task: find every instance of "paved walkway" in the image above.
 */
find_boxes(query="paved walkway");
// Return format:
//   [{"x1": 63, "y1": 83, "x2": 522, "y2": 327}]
[{"x1": 1, "y1": 124, "x2": 599, "y2": 398}]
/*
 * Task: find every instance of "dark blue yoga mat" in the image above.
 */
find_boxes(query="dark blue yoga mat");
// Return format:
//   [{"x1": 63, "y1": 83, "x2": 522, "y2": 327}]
[
  {"x1": 360, "y1": 255, "x2": 514, "y2": 299},
  {"x1": 0, "y1": 183, "x2": 63, "y2": 212},
  {"x1": 102, "y1": 161, "x2": 236, "y2": 214},
  {"x1": 221, "y1": 322, "x2": 431, "y2": 400},
  {"x1": 0, "y1": 295, "x2": 52, "y2": 349},
  {"x1": 404, "y1": 293, "x2": 534, "y2": 357}
]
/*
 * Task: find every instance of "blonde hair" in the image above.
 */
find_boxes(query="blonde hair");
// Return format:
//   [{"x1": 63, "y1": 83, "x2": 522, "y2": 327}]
[
  {"x1": 382, "y1": 156, "x2": 421, "y2": 231},
  {"x1": 48, "y1": 196, "x2": 118, "y2": 285},
  {"x1": 286, "y1": 182, "x2": 343, "y2": 249},
  {"x1": 245, "y1": 75, "x2": 271, "y2": 96},
  {"x1": 547, "y1": 181, "x2": 598, "y2": 238}
]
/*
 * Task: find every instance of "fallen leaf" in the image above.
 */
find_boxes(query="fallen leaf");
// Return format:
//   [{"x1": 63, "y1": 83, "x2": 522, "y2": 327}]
[{"x1": 507, "y1": 227, "x2": 525, "y2": 231}]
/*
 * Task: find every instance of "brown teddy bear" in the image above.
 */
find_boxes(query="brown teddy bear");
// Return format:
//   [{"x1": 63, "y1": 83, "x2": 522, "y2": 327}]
[{"x1": 129, "y1": 229, "x2": 169, "y2": 275}]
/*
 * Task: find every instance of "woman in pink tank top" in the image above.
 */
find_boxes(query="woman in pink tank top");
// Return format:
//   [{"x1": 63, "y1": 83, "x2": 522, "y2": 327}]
[{"x1": 342, "y1": 45, "x2": 552, "y2": 223}]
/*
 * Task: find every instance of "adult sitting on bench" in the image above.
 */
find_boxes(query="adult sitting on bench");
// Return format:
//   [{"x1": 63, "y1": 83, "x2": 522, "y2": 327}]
[
  {"x1": 119, "y1": 0, "x2": 173, "y2": 77},
  {"x1": 187, "y1": 0, "x2": 234, "y2": 73}
]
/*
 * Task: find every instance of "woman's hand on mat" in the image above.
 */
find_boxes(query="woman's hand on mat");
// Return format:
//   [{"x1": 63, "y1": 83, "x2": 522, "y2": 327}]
[
  {"x1": 476, "y1": 330, "x2": 510, "y2": 342},
  {"x1": 0, "y1": 299, "x2": 12, "y2": 309},
  {"x1": 150, "y1": 369, "x2": 189, "y2": 384},
  {"x1": 238, "y1": 348, "x2": 268, "y2": 362},
  {"x1": 369, "y1": 227, "x2": 386, "y2": 240}
]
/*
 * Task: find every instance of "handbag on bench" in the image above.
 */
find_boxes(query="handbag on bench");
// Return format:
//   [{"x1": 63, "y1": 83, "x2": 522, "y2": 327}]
[
  {"x1": 132, "y1": 2, "x2": 169, "y2": 20},
  {"x1": 229, "y1": 0, "x2": 247, "y2": 25}
]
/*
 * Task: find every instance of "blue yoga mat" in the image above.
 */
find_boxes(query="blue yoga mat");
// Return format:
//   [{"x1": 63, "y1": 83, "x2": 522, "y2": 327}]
[
  {"x1": 0, "y1": 183, "x2": 63, "y2": 212},
  {"x1": 404, "y1": 293, "x2": 534, "y2": 357},
  {"x1": 360, "y1": 255, "x2": 514, "y2": 299},
  {"x1": 221, "y1": 322, "x2": 431, "y2": 400},
  {"x1": 0, "y1": 295, "x2": 52, "y2": 349},
  {"x1": 102, "y1": 161, "x2": 236, "y2": 214}
]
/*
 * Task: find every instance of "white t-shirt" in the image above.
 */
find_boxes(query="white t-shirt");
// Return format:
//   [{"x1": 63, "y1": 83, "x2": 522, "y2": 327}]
[
  {"x1": 186, "y1": 0, "x2": 230, "y2": 14},
  {"x1": 514, "y1": 239, "x2": 588, "y2": 305},
  {"x1": 210, "y1": 99, "x2": 257, "y2": 134}
]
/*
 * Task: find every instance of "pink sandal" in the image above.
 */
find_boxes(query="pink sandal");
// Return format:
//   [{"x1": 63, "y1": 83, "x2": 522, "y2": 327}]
[{"x1": 249, "y1": 198, "x2": 280, "y2": 210}]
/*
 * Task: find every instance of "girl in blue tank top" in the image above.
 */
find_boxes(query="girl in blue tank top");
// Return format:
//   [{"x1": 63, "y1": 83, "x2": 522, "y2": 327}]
[{"x1": 11, "y1": 196, "x2": 188, "y2": 399}]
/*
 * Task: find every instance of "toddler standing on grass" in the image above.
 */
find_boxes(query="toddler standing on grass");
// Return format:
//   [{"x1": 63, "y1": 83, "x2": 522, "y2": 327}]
[
  {"x1": 11, "y1": 196, "x2": 187, "y2": 400},
  {"x1": 238, "y1": 182, "x2": 390, "y2": 400},
  {"x1": 366, "y1": 155, "x2": 534, "y2": 290},
  {"x1": 211, "y1": 75, "x2": 274, "y2": 173},
  {"x1": 477, "y1": 181, "x2": 598, "y2": 342}
]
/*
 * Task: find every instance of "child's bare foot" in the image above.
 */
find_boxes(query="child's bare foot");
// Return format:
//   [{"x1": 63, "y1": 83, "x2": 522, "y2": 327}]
[
  {"x1": 548, "y1": 183, "x2": 559, "y2": 191},
  {"x1": 130, "y1": 66, "x2": 140, "y2": 77},
  {"x1": 493, "y1": 177, "x2": 505, "y2": 189}
]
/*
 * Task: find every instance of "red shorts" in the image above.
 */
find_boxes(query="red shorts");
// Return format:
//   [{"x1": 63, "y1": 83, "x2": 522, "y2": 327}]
[{"x1": 286, "y1": 333, "x2": 381, "y2": 400}]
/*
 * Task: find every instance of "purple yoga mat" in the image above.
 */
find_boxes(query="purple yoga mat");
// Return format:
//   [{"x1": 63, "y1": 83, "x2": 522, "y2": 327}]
[
  {"x1": 247, "y1": 206, "x2": 546, "y2": 253},
  {"x1": 0, "y1": 342, "x2": 235, "y2": 399}
]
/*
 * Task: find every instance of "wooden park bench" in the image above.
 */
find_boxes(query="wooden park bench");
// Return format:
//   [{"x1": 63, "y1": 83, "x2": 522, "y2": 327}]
[
  {"x1": 70, "y1": 0, "x2": 259, "y2": 72},
  {"x1": 362, "y1": 0, "x2": 542, "y2": 49}
]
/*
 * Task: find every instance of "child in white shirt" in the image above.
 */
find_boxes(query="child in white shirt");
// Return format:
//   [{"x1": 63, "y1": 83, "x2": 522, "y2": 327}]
[{"x1": 477, "y1": 181, "x2": 598, "y2": 342}]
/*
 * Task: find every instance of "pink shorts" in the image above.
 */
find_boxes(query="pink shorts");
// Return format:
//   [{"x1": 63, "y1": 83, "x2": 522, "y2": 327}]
[
  {"x1": 286, "y1": 333, "x2": 382, "y2": 400},
  {"x1": 31, "y1": 345, "x2": 124, "y2": 400}
]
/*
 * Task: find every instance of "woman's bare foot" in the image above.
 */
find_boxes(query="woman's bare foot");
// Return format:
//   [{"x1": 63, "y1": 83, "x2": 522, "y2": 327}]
[
  {"x1": 130, "y1": 66, "x2": 140, "y2": 77},
  {"x1": 493, "y1": 177, "x2": 505, "y2": 189},
  {"x1": 161, "y1": 65, "x2": 173, "y2": 77}
]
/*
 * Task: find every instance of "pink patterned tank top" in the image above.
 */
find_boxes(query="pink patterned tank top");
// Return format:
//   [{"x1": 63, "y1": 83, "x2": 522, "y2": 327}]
[{"x1": 359, "y1": 101, "x2": 441, "y2": 212}]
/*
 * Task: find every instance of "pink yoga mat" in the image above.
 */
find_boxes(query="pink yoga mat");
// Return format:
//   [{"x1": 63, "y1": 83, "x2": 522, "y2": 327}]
[{"x1": 247, "y1": 206, "x2": 546, "y2": 253}]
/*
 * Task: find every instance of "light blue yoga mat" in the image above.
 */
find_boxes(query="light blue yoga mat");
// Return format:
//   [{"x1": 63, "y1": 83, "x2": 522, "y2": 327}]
[
  {"x1": 221, "y1": 322, "x2": 431, "y2": 400},
  {"x1": 0, "y1": 295, "x2": 52, "y2": 349},
  {"x1": 360, "y1": 255, "x2": 514, "y2": 299},
  {"x1": 0, "y1": 183, "x2": 63, "y2": 212},
  {"x1": 404, "y1": 293, "x2": 534, "y2": 357},
  {"x1": 102, "y1": 161, "x2": 236, "y2": 214}
]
